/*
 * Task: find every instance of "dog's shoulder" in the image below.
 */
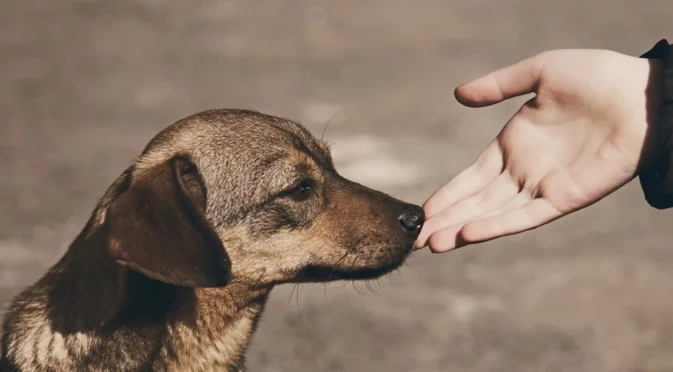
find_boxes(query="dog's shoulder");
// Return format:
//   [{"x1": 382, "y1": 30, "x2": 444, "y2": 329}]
[
  {"x1": 0, "y1": 284, "x2": 80, "y2": 371},
  {"x1": 1, "y1": 282, "x2": 162, "y2": 372}
]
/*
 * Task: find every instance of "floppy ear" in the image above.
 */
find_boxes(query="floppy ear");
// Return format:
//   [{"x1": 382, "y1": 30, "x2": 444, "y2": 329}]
[{"x1": 106, "y1": 156, "x2": 231, "y2": 288}]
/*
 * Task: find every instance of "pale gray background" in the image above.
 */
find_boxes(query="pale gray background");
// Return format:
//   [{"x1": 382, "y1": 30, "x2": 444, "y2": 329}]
[{"x1": 2, "y1": 1, "x2": 673, "y2": 371}]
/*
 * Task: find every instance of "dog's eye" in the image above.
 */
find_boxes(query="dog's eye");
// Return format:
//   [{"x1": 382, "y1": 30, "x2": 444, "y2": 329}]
[{"x1": 284, "y1": 179, "x2": 316, "y2": 201}]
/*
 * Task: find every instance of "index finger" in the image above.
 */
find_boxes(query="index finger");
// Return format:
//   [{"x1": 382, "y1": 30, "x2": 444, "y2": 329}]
[{"x1": 423, "y1": 141, "x2": 503, "y2": 218}]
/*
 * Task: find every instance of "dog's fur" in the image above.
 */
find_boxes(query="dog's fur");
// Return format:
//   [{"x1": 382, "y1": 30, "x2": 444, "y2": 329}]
[{"x1": 0, "y1": 109, "x2": 424, "y2": 371}]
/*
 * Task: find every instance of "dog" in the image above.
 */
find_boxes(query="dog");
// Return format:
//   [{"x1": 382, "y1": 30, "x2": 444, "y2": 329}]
[{"x1": 0, "y1": 109, "x2": 424, "y2": 371}]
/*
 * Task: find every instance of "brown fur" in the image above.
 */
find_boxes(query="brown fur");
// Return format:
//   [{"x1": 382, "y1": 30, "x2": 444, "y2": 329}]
[{"x1": 0, "y1": 109, "x2": 424, "y2": 371}]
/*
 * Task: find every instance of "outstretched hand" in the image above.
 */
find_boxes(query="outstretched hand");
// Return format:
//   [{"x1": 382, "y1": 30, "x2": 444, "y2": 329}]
[{"x1": 416, "y1": 49, "x2": 663, "y2": 252}]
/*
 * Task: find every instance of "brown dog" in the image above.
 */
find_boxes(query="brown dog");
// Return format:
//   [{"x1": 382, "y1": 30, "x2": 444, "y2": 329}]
[{"x1": 0, "y1": 109, "x2": 424, "y2": 371}]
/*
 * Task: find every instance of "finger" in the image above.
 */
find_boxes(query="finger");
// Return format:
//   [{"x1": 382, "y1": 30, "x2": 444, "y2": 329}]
[
  {"x1": 455, "y1": 54, "x2": 544, "y2": 107},
  {"x1": 415, "y1": 172, "x2": 518, "y2": 249},
  {"x1": 423, "y1": 141, "x2": 503, "y2": 219},
  {"x1": 459, "y1": 198, "x2": 561, "y2": 245},
  {"x1": 425, "y1": 191, "x2": 530, "y2": 253}
]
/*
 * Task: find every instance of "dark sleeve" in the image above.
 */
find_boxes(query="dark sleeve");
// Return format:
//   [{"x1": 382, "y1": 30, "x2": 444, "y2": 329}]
[{"x1": 638, "y1": 39, "x2": 673, "y2": 209}]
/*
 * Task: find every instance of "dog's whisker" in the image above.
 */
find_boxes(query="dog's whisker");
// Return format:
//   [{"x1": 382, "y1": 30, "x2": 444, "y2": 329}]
[
  {"x1": 320, "y1": 112, "x2": 341, "y2": 142},
  {"x1": 295, "y1": 284, "x2": 308, "y2": 328},
  {"x1": 288, "y1": 283, "x2": 299, "y2": 305},
  {"x1": 322, "y1": 283, "x2": 334, "y2": 315},
  {"x1": 371, "y1": 279, "x2": 384, "y2": 296},
  {"x1": 364, "y1": 280, "x2": 375, "y2": 294},
  {"x1": 351, "y1": 281, "x2": 365, "y2": 296},
  {"x1": 344, "y1": 253, "x2": 367, "y2": 296}
]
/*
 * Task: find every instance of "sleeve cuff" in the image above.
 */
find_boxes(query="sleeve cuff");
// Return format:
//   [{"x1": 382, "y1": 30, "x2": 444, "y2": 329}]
[{"x1": 638, "y1": 39, "x2": 673, "y2": 209}]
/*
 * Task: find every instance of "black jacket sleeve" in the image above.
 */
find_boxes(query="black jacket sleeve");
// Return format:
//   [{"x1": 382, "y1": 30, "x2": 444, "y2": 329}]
[{"x1": 638, "y1": 39, "x2": 673, "y2": 209}]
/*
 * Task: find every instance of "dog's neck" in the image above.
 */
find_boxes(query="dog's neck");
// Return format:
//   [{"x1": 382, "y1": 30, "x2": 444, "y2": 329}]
[
  {"x1": 162, "y1": 284, "x2": 270, "y2": 371},
  {"x1": 42, "y1": 221, "x2": 272, "y2": 370}
]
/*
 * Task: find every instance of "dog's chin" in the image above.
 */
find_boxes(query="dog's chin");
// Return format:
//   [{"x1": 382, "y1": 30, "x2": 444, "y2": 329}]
[
  {"x1": 295, "y1": 244, "x2": 413, "y2": 283},
  {"x1": 296, "y1": 264, "x2": 400, "y2": 282}
]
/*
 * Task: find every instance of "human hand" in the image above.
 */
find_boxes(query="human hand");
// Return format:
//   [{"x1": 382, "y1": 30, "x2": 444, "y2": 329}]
[{"x1": 416, "y1": 49, "x2": 663, "y2": 252}]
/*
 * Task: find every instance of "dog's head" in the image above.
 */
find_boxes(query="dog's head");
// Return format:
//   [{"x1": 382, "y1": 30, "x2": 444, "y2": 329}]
[{"x1": 103, "y1": 109, "x2": 424, "y2": 288}]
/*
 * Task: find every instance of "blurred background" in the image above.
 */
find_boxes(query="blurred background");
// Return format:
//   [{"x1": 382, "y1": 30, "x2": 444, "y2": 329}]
[{"x1": 2, "y1": 1, "x2": 673, "y2": 371}]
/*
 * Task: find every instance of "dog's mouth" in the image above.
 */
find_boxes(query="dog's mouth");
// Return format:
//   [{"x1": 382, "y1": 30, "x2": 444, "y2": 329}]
[
  {"x1": 297, "y1": 264, "x2": 402, "y2": 282},
  {"x1": 295, "y1": 243, "x2": 414, "y2": 282}
]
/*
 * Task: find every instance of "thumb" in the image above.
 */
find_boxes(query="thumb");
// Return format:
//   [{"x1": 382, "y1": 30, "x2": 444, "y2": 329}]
[{"x1": 455, "y1": 53, "x2": 544, "y2": 107}]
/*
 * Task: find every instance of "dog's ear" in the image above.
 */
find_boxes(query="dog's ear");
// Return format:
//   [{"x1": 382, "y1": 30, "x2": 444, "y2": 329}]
[{"x1": 106, "y1": 156, "x2": 231, "y2": 288}]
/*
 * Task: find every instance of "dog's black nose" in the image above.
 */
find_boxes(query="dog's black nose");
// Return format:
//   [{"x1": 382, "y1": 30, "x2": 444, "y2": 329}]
[{"x1": 399, "y1": 206, "x2": 425, "y2": 236}]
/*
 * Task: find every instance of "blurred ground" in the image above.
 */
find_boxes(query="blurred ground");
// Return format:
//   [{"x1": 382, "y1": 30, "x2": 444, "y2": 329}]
[{"x1": 2, "y1": 1, "x2": 673, "y2": 371}]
